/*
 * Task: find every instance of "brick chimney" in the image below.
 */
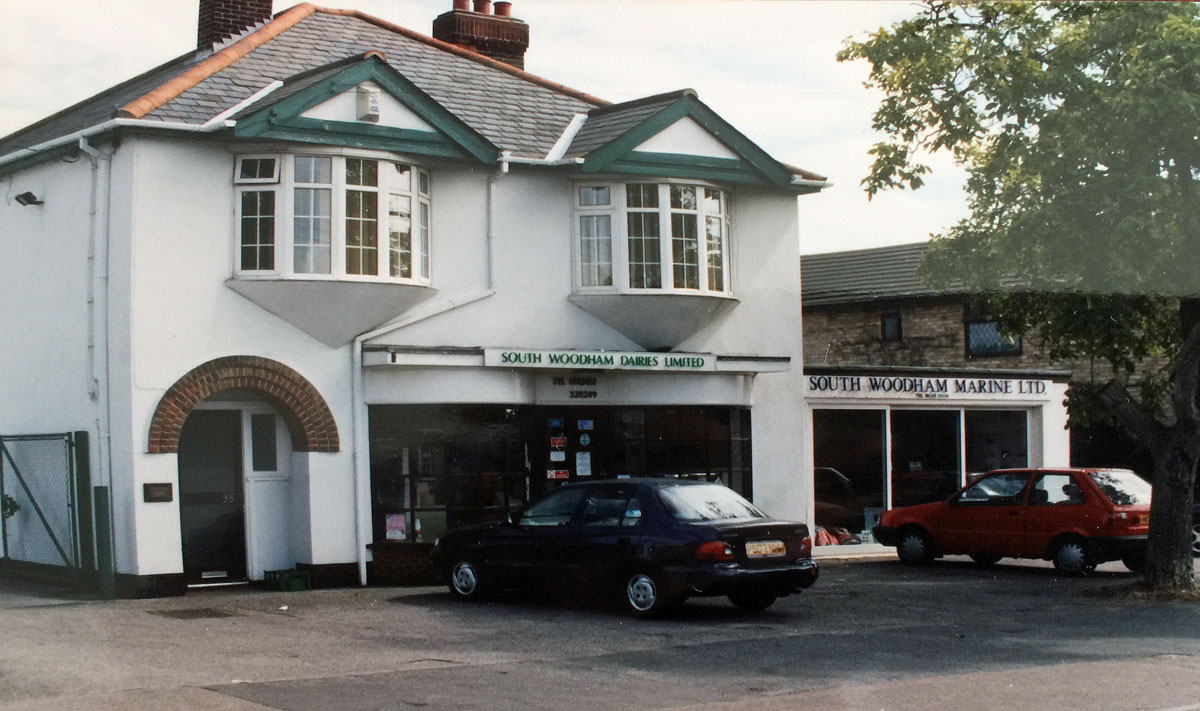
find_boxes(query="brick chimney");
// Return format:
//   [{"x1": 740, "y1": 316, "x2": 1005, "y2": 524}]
[
  {"x1": 432, "y1": 0, "x2": 530, "y2": 70},
  {"x1": 198, "y1": 0, "x2": 274, "y2": 49}
]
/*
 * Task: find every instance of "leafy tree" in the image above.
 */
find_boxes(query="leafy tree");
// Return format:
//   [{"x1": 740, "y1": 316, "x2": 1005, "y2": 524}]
[{"x1": 839, "y1": 1, "x2": 1200, "y2": 591}]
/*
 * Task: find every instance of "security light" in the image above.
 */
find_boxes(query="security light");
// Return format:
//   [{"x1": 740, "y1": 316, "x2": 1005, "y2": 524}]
[{"x1": 14, "y1": 191, "x2": 43, "y2": 206}]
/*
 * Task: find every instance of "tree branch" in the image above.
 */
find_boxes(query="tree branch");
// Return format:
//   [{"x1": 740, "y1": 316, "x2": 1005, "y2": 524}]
[
  {"x1": 1099, "y1": 379, "x2": 1166, "y2": 449},
  {"x1": 1170, "y1": 317, "x2": 1200, "y2": 430}
]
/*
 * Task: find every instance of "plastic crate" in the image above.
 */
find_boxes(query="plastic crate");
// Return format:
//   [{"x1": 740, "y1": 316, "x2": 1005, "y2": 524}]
[{"x1": 263, "y1": 568, "x2": 312, "y2": 592}]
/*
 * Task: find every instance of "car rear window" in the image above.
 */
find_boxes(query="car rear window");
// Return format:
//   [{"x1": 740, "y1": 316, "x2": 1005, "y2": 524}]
[
  {"x1": 657, "y1": 484, "x2": 765, "y2": 522},
  {"x1": 1088, "y1": 470, "x2": 1152, "y2": 506}
]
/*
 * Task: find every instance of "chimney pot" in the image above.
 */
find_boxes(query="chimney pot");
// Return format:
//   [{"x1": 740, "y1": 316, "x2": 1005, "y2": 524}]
[
  {"x1": 433, "y1": 0, "x2": 529, "y2": 69},
  {"x1": 453, "y1": 0, "x2": 469, "y2": 9}
]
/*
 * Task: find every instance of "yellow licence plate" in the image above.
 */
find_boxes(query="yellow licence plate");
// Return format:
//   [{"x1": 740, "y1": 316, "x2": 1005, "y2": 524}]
[
  {"x1": 1138, "y1": 514, "x2": 1150, "y2": 525},
  {"x1": 745, "y1": 540, "x2": 786, "y2": 557}
]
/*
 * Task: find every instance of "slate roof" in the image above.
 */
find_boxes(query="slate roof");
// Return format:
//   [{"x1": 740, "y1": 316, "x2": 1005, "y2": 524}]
[
  {"x1": 564, "y1": 90, "x2": 692, "y2": 158},
  {"x1": 0, "y1": 3, "x2": 825, "y2": 181},
  {"x1": 0, "y1": 6, "x2": 604, "y2": 160},
  {"x1": 801, "y1": 242, "x2": 959, "y2": 307}
]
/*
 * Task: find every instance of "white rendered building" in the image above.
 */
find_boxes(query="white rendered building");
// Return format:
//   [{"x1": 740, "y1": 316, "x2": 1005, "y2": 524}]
[{"x1": 0, "y1": 1, "x2": 826, "y2": 595}]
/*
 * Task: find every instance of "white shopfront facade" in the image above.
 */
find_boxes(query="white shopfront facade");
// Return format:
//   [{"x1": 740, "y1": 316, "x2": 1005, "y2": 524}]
[{"x1": 803, "y1": 367, "x2": 1071, "y2": 549}]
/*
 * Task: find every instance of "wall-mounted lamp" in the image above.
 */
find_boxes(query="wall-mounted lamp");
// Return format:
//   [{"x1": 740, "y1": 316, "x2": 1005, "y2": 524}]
[{"x1": 15, "y1": 191, "x2": 43, "y2": 206}]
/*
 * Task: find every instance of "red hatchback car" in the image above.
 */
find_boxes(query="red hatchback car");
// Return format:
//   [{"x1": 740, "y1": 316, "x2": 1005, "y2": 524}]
[{"x1": 872, "y1": 468, "x2": 1151, "y2": 575}]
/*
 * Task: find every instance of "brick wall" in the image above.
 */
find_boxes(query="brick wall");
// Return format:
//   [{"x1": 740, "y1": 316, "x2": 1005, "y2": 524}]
[
  {"x1": 197, "y1": 0, "x2": 273, "y2": 49},
  {"x1": 803, "y1": 297, "x2": 1169, "y2": 387}
]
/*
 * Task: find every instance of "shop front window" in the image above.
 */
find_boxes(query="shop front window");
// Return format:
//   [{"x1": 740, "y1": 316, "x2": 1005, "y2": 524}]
[
  {"x1": 812, "y1": 409, "x2": 885, "y2": 545},
  {"x1": 965, "y1": 410, "x2": 1028, "y2": 476},
  {"x1": 368, "y1": 405, "x2": 753, "y2": 544},
  {"x1": 890, "y1": 410, "x2": 962, "y2": 509}
]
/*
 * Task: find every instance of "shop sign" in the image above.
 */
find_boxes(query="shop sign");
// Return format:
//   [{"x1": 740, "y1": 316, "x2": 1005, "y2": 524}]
[
  {"x1": 806, "y1": 374, "x2": 1052, "y2": 401},
  {"x1": 485, "y1": 348, "x2": 714, "y2": 372}
]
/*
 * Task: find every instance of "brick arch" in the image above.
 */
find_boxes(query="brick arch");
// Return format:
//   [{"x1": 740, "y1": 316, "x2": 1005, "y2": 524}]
[{"x1": 148, "y1": 356, "x2": 339, "y2": 454}]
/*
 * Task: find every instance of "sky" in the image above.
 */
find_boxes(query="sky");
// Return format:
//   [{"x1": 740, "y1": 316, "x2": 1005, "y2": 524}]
[{"x1": 0, "y1": 0, "x2": 969, "y2": 254}]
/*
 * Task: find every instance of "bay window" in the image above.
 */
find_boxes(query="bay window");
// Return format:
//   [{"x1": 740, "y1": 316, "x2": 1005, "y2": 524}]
[
  {"x1": 574, "y1": 182, "x2": 731, "y2": 294},
  {"x1": 234, "y1": 153, "x2": 431, "y2": 283}
]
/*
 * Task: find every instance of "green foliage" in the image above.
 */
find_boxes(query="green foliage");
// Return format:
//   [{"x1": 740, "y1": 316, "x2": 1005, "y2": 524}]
[{"x1": 840, "y1": 0, "x2": 1200, "y2": 421}]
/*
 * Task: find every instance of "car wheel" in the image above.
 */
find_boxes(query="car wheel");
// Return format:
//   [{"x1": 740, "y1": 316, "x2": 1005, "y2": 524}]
[
  {"x1": 727, "y1": 590, "x2": 777, "y2": 612},
  {"x1": 624, "y1": 571, "x2": 669, "y2": 618},
  {"x1": 970, "y1": 554, "x2": 1002, "y2": 567},
  {"x1": 1052, "y1": 538, "x2": 1095, "y2": 576},
  {"x1": 896, "y1": 528, "x2": 934, "y2": 565},
  {"x1": 448, "y1": 558, "x2": 486, "y2": 600}
]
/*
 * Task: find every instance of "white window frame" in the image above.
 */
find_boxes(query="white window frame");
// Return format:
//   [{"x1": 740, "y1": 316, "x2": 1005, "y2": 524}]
[
  {"x1": 571, "y1": 180, "x2": 732, "y2": 296},
  {"x1": 232, "y1": 150, "x2": 432, "y2": 285}
]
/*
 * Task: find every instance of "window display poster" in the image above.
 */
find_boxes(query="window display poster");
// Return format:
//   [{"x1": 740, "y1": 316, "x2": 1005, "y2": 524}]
[
  {"x1": 577, "y1": 451, "x2": 592, "y2": 477},
  {"x1": 548, "y1": 418, "x2": 565, "y2": 428},
  {"x1": 578, "y1": 419, "x2": 594, "y2": 431},
  {"x1": 550, "y1": 450, "x2": 566, "y2": 462},
  {"x1": 385, "y1": 513, "x2": 407, "y2": 540},
  {"x1": 548, "y1": 469, "x2": 570, "y2": 479}
]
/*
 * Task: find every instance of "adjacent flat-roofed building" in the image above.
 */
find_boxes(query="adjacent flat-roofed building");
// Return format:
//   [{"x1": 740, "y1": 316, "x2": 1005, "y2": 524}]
[{"x1": 800, "y1": 242, "x2": 1075, "y2": 548}]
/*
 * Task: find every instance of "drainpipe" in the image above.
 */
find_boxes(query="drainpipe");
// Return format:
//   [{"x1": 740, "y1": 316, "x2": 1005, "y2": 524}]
[
  {"x1": 486, "y1": 151, "x2": 511, "y2": 289},
  {"x1": 79, "y1": 136, "x2": 116, "y2": 589}
]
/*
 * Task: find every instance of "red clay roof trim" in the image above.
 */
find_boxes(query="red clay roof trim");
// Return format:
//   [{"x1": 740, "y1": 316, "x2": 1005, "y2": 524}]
[
  {"x1": 119, "y1": 3, "x2": 606, "y2": 122},
  {"x1": 119, "y1": 3, "x2": 319, "y2": 119},
  {"x1": 318, "y1": 7, "x2": 608, "y2": 107}
]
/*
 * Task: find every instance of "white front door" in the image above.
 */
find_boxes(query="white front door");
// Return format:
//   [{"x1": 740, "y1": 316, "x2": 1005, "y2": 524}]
[{"x1": 241, "y1": 405, "x2": 295, "y2": 579}]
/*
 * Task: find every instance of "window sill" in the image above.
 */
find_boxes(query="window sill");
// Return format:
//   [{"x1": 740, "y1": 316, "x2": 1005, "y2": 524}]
[
  {"x1": 568, "y1": 291, "x2": 739, "y2": 350},
  {"x1": 225, "y1": 278, "x2": 437, "y2": 347}
]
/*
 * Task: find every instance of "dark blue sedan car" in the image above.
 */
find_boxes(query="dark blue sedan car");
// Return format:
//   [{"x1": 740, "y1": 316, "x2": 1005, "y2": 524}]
[{"x1": 429, "y1": 478, "x2": 818, "y2": 616}]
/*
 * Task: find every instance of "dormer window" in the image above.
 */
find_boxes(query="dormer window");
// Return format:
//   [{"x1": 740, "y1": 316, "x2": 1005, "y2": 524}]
[
  {"x1": 574, "y1": 182, "x2": 731, "y2": 295},
  {"x1": 234, "y1": 153, "x2": 431, "y2": 283}
]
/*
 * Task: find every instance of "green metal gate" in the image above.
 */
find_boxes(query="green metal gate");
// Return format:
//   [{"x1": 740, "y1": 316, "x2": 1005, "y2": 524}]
[{"x1": 0, "y1": 432, "x2": 94, "y2": 585}]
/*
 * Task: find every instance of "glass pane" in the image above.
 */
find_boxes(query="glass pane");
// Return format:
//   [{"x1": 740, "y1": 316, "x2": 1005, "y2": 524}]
[
  {"x1": 389, "y1": 194, "x2": 412, "y2": 279},
  {"x1": 891, "y1": 410, "x2": 962, "y2": 507},
  {"x1": 519, "y1": 487, "x2": 586, "y2": 526},
  {"x1": 346, "y1": 190, "x2": 378, "y2": 275},
  {"x1": 419, "y1": 171, "x2": 430, "y2": 196},
  {"x1": 420, "y1": 202, "x2": 430, "y2": 278},
  {"x1": 579, "y1": 186, "x2": 610, "y2": 206},
  {"x1": 671, "y1": 213, "x2": 699, "y2": 289},
  {"x1": 239, "y1": 157, "x2": 276, "y2": 180},
  {"x1": 958, "y1": 473, "x2": 1029, "y2": 504},
  {"x1": 965, "y1": 410, "x2": 1027, "y2": 475},
  {"x1": 706, "y1": 216, "x2": 723, "y2": 291},
  {"x1": 239, "y1": 191, "x2": 275, "y2": 271},
  {"x1": 390, "y1": 163, "x2": 412, "y2": 191},
  {"x1": 670, "y1": 185, "x2": 697, "y2": 210},
  {"x1": 1030, "y1": 473, "x2": 1083, "y2": 506},
  {"x1": 293, "y1": 187, "x2": 330, "y2": 274},
  {"x1": 295, "y1": 156, "x2": 330, "y2": 184},
  {"x1": 580, "y1": 215, "x2": 612, "y2": 287},
  {"x1": 704, "y1": 188, "x2": 722, "y2": 215},
  {"x1": 813, "y1": 409, "x2": 885, "y2": 542},
  {"x1": 251, "y1": 414, "x2": 277, "y2": 471},
  {"x1": 346, "y1": 158, "x2": 362, "y2": 186},
  {"x1": 626, "y1": 183, "x2": 658, "y2": 209},
  {"x1": 967, "y1": 322, "x2": 1021, "y2": 356}
]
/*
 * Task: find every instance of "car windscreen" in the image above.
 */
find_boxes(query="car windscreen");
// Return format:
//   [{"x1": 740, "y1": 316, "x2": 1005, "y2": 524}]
[
  {"x1": 657, "y1": 484, "x2": 765, "y2": 522},
  {"x1": 1088, "y1": 470, "x2": 1152, "y2": 506}
]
